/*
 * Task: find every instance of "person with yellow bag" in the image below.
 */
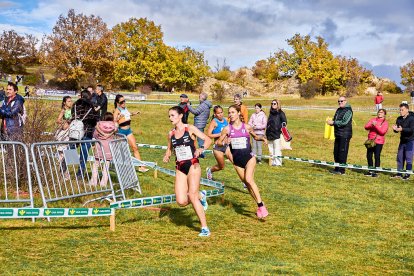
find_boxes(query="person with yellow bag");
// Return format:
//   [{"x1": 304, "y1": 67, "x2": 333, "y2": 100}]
[
  {"x1": 326, "y1": 96, "x2": 353, "y2": 175},
  {"x1": 324, "y1": 116, "x2": 335, "y2": 140}
]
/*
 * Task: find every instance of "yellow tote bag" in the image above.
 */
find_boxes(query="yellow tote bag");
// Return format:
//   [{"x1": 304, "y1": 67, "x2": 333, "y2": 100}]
[{"x1": 324, "y1": 117, "x2": 335, "y2": 140}]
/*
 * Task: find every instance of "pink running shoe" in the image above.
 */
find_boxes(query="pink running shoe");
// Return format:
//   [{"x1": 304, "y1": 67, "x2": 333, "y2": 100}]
[{"x1": 257, "y1": 205, "x2": 269, "y2": 219}]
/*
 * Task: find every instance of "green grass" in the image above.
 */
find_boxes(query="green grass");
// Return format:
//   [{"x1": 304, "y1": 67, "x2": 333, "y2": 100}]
[{"x1": 0, "y1": 94, "x2": 413, "y2": 274}]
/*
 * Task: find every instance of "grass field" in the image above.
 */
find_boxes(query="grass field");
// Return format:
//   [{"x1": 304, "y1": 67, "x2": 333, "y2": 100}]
[{"x1": 0, "y1": 94, "x2": 413, "y2": 274}]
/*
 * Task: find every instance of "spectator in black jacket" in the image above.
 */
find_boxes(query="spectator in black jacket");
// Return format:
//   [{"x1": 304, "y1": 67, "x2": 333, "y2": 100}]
[
  {"x1": 92, "y1": 84, "x2": 108, "y2": 120},
  {"x1": 326, "y1": 96, "x2": 353, "y2": 175},
  {"x1": 178, "y1": 94, "x2": 190, "y2": 124},
  {"x1": 391, "y1": 103, "x2": 414, "y2": 180},
  {"x1": 265, "y1": 99, "x2": 287, "y2": 166},
  {"x1": 71, "y1": 90, "x2": 100, "y2": 177}
]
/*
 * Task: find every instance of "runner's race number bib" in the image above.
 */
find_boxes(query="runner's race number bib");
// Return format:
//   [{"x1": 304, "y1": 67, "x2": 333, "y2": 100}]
[
  {"x1": 175, "y1": 146, "x2": 193, "y2": 161},
  {"x1": 231, "y1": 137, "x2": 247, "y2": 149}
]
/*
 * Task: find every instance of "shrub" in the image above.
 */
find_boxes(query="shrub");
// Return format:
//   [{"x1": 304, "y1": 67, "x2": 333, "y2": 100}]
[
  {"x1": 23, "y1": 74, "x2": 41, "y2": 86},
  {"x1": 214, "y1": 69, "x2": 231, "y2": 81},
  {"x1": 211, "y1": 82, "x2": 226, "y2": 102},
  {"x1": 382, "y1": 82, "x2": 402, "y2": 94},
  {"x1": 299, "y1": 79, "x2": 321, "y2": 99}
]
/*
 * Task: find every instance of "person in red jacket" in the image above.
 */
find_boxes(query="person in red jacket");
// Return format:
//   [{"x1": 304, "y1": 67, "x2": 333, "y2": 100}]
[
  {"x1": 364, "y1": 108, "x2": 389, "y2": 177},
  {"x1": 374, "y1": 91, "x2": 384, "y2": 112}
]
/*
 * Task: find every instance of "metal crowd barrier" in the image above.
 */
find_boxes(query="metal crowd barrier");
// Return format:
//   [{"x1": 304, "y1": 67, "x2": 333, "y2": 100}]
[
  {"x1": 108, "y1": 135, "x2": 142, "y2": 201},
  {"x1": 0, "y1": 141, "x2": 34, "y2": 208},
  {"x1": 31, "y1": 140, "x2": 116, "y2": 208}
]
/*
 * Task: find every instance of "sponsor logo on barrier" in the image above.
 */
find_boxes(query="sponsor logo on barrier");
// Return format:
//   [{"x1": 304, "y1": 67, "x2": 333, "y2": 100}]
[
  {"x1": 92, "y1": 208, "x2": 112, "y2": 215},
  {"x1": 153, "y1": 197, "x2": 162, "y2": 204},
  {"x1": 120, "y1": 202, "x2": 131, "y2": 208},
  {"x1": 163, "y1": 196, "x2": 172, "y2": 203},
  {"x1": 44, "y1": 209, "x2": 65, "y2": 216},
  {"x1": 132, "y1": 200, "x2": 142, "y2": 207},
  {"x1": 18, "y1": 209, "x2": 40, "y2": 217},
  {"x1": 0, "y1": 209, "x2": 14, "y2": 217},
  {"x1": 143, "y1": 199, "x2": 152, "y2": 206},
  {"x1": 69, "y1": 208, "x2": 89, "y2": 216}
]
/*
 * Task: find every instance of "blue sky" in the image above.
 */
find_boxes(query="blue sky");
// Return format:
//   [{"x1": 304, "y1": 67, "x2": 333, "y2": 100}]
[{"x1": 1, "y1": 0, "x2": 413, "y2": 85}]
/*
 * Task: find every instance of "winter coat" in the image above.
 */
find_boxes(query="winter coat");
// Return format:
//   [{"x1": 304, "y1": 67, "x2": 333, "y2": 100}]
[
  {"x1": 0, "y1": 94, "x2": 25, "y2": 138},
  {"x1": 266, "y1": 109, "x2": 287, "y2": 140},
  {"x1": 187, "y1": 100, "x2": 212, "y2": 129},
  {"x1": 333, "y1": 103, "x2": 353, "y2": 139},
  {"x1": 248, "y1": 111, "x2": 267, "y2": 136},
  {"x1": 178, "y1": 101, "x2": 190, "y2": 124},
  {"x1": 364, "y1": 117, "x2": 388, "y2": 145},
  {"x1": 71, "y1": 98, "x2": 100, "y2": 138},
  {"x1": 240, "y1": 104, "x2": 248, "y2": 123},
  {"x1": 394, "y1": 112, "x2": 414, "y2": 143},
  {"x1": 93, "y1": 121, "x2": 117, "y2": 160}
]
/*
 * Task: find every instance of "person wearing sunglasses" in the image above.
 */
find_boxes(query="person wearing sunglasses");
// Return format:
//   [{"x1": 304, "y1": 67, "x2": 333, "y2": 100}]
[
  {"x1": 326, "y1": 96, "x2": 353, "y2": 175},
  {"x1": 113, "y1": 94, "x2": 148, "y2": 172},
  {"x1": 265, "y1": 99, "x2": 287, "y2": 166}
]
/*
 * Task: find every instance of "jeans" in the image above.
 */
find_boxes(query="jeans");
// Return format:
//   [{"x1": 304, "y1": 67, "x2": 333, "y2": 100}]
[
  {"x1": 367, "y1": 143, "x2": 383, "y2": 168},
  {"x1": 78, "y1": 135, "x2": 93, "y2": 175},
  {"x1": 252, "y1": 134, "x2": 263, "y2": 161},
  {"x1": 396, "y1": 140, "x2": 414, "y2": 171},
  {"x1": 333, "y1": 137, "x2": 351, "y2": 173},
  {"x1": 196, "y1": 127, "x2": 205, "y2": 148}
]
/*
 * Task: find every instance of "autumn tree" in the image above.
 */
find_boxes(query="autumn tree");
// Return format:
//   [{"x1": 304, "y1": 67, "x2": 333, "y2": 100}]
[
  {"x1": 0, "y1": 30, "x2": 39, "y2": 73},
  {"x1": 41, "y1": 9, "x2": 113, "y2": 89},
  {"x1": 401, "y1": 60, "x2": 414, "y2": 90}
]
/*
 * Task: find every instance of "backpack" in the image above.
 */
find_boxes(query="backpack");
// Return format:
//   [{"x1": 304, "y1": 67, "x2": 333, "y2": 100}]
[{"x1": 68, "y1": 104, "x2": 92, "y2": 140}]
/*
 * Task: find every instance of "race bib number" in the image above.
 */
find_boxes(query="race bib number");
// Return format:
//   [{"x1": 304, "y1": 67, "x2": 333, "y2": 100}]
[
  {"x1": 231, "y1": 137, "x2": 247, "y2": 149},
  {"x1": 175, "y1": 146, "x2": 193, "y2": 161}
]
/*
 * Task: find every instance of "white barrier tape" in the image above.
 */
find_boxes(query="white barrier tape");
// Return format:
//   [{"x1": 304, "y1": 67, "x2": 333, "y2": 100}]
[
  {"x1": 0, "y1": 207, "x2": 113, "y2": 219},
  {"x1": 137, "y1": 143, "x2": 412, "y2": 175}
]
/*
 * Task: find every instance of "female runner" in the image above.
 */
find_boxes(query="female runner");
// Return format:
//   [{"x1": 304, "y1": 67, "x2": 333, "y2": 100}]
[
  {"x1": 113, "y1": 94, "x2": 148, "y2": 172},
  {"x1": 206, "y1": 105, "x2": 232, "y2": 180},
  {"x1": 217, "y1": 105, "x2": 269, "y2": 219},
  {"x1": 163, "y1": 106, "x2": 212, "y2": 237}
]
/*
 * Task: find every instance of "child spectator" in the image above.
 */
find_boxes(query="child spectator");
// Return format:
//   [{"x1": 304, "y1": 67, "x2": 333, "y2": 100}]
[{"x1": 89, "y1": 112, "x2": 117, "y2": 187}]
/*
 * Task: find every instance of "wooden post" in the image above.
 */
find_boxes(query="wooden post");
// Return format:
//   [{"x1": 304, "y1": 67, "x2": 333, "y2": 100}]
[
  {"x1": 154, "y1": 162, "x2": 158, "y2": 179},
  {"x1": 109, "y1": 210, "x2": 116, "y2": 231}
]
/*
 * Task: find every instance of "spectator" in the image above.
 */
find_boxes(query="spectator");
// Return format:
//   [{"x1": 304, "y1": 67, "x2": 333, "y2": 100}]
[
  {"x1": 326, "y1": 96, "x2": 353, "y2": 175},
  {"x1": 233, "y1": 93, "x2": 248, "y2": 123},
  {"x1": 266, "y1": 99, "x2": 287, "y2": 166},
  {"x1": 0, "y1": 86, "x2": 5, "y2": 102},
  {"x1": 56, "y1": 96, "x2": 73, "y2": 126},
  {"x1": 0, "y1": 82, "x2": 25, "y2": 141},
  {"x1": 178, "y1": 94, "x2": 190, "y2": 124},
  {"x1": 374, "y1": 91, "x2": 383, "y2": 112},
  {"x1": 248, "y1": 103, "x2": 267, "y2": 164},
  {"x1": 24, "y1": 85, "x2": 30, "y2": 98},
  {"x1": 364, "y1": 109, "x2": 389, "y2": 177},
  {"x1": 7, "y1": 74, "x2": 12, "y2": 82},
  {"x1": 71, "y1": 90, "x2": 100, "y2": 177},
  {"x1": 410, "y1": 88, "x2": 414, "y2": 106},
  {"x1": 391, "y1": 103, "x2": 414, "y2": 180},
  {"x1": 187, "y1": 92, "x2": 212, "y2": 157},
  {"x1": 92, "y1": 84, "x2": 108, "y2": 120}
]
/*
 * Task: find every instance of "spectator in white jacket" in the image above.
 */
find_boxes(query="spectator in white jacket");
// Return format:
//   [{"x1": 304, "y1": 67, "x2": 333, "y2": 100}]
[{"x1": 248, "y1": 103, "x2": 267, "y2": 163}]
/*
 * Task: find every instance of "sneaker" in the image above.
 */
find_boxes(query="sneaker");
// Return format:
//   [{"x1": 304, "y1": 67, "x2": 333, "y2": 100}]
[
  {"x1": 329, "y1": 170, "x2": 344, "y2": 175},
  {"x1": 257, "y1": 205, "x2": 269, "y2": 219},
  {"x1": 243, "y1": 183, "x2": 247, "y2": 190},
  {"x1": 371, "y1": 173, "x2": 379, "y2": 178},
  {"x1": 200, "y1": 190, "x2": 208, "y2": 211},
  {"x1": 364, "y1": 171, "x2": 372, "y2": 176},
  {"x1": 138, "y1": 167, "x2": 149, "y2": 173},
  {"x1": 391, "y1": 174, "x2": 402, "y2": 179},
  {"x1": 206, "y1": 167, "x2": 213, "y2": 180},
  {"x1": 198, "y1": 227, "x2": 211, "y2": 237},
  {"x1": 402, "y1": 174, "x2": 410, "y2": 181}
]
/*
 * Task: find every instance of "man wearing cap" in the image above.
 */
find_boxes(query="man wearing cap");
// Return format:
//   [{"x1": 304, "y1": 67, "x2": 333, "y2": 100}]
[{"x1": 179, "y1": 94, "x2": 190, "y2": 124}]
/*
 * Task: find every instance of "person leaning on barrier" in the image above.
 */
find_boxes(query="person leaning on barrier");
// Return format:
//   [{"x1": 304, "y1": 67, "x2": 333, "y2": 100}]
[
  {"x1": 71, "y1": 90, "x2": 100, "y2": 178},
  {"x1": 0, "y1": 82, "x2": 25, "y2": 141},
  {"x1": 326, "y1": 96, "x2": 353, "y2": 175},
  {"x1": 391, "y1": 103, "x2": 414, "y2": 180}
]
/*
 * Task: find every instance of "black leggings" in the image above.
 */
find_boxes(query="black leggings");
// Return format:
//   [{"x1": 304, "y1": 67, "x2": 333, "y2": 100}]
[{"x1": 366, "y1": 144, "x2": 383, "y2": 168}]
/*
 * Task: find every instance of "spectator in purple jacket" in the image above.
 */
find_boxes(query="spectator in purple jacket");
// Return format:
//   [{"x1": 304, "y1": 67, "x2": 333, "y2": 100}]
[{"x1": 248, "y1": 103, "x2": 267, "y2": 164}]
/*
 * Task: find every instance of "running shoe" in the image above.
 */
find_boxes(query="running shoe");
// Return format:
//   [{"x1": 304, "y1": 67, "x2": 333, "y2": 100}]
[
  {"x1": 371, "y1": 173, "x2": 379, "y2": 178},
  {"x1": 257, "y1": 205, "x2": 269, "y2": 219},
  {"x1": 138, "y1": 167, "x2": 149, "y2": 173},
  {"x1": 198, "y1": 227, "x2": 211, "y2": 237},
  {"x1": 402, "y1": 174, "x2": 410, "y2": 181},
  {"x1": 364, "y1": 171, "x2": 372, "y2": 176},
  {"x1": 390, "y1": 174, "x2": 402, "y2": 179},
  {"x1": 200, "y1": 190, "x2": 208, "y2": 211},
  {"x1": 206, "y1": 167, "x2": 213, "y2": 180}
]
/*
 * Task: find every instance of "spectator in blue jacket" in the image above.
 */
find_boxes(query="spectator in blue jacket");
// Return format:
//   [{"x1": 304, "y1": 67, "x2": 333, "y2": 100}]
[
  {"x1": 187, "y1": 92, "x2": 212, "y2": 156},
  {"x1": 0, "y1": 82, "x2": 25, "y2": 141}
]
